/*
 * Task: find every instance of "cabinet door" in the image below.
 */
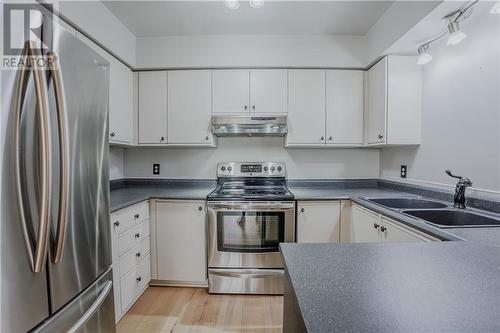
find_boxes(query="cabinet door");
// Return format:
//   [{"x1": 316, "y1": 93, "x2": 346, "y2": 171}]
[
  {"x1": 326, "y1": 70, "x2": 363, "y2": 145},
  {"x1": 350, "y1": 204, "x2": 381, "y2": 243},
  {"x1": 168, "y1": 70, "x2": 213, "y2": 144},
  {"x1": 381, "y1": 218, "x2": 435, "y2": 243},
  {"x1": 287, "y1": 70, "x2": 326, "y2": 144},
  {"x1": 212, "y1": 70, "x2": 249, "y2": 114},
  {"x1": 109, "y1": 59, "x2": 134, "y2": 144},
  {"x1": 155, "y1": 201, "x2": 207, "y2": 283},
  {"x1": 366, "y1": 58, "x2": 387, "y2": 144},
  {"x1": 297, "y1": 201, "x2": 341, "y2": 243},
  {"x1": 249, "y1": 69, "x2": 287, "y2": 114},
  {"x1": 138, "y1": 71, "x2": 168, "y2": 144}
]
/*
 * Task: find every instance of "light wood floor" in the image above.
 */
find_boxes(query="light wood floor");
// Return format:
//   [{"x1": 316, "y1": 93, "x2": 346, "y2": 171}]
[{"x1": 116, "y1": 287, "x2": 284, "y2": 333}]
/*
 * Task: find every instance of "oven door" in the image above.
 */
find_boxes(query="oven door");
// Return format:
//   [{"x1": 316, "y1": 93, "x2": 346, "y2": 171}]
[{"x1": 207, "y1": 201, "x2": 295, "y2": 269}]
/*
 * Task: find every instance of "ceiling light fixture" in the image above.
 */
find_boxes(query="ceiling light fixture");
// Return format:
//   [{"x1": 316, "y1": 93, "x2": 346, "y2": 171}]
[
  {"x1": 490, "y1": 2, "x2": 500, "y2": 14},
  {"x1": 225, "y1": 0, "x2": 240, "y2": 10},
  {"x1": 446, "y1": 21, "x2": 467, "y2": 45},
  {"x1": 249, "y1": 0, "x2": 265, "y2": 8},
  {"x1": 417, "y1": 45, "x2": 433, "y2": 65}
]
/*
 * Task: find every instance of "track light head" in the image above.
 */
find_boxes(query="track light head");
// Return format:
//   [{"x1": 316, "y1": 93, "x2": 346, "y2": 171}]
[
  {"x1": 417, "y1": 45, "x2": 433, "y2": 65},
  {"x1": 447, "y1": 21, "x2": 467, "y2": 45}
]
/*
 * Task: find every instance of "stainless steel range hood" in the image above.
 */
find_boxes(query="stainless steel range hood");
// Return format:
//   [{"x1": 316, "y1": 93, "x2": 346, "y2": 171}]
[{"x1": 211, "y1": 116, "x2": 287, "y2": 137}]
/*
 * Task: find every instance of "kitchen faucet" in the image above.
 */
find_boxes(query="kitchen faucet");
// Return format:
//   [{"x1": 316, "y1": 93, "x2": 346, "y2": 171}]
[{"x1": 445, "y1": 170, "x2": 472, "y2": 209}]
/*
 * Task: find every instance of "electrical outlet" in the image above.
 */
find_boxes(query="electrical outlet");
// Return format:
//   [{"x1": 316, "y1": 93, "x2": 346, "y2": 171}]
[
  {"x1": 153, "y1": 163, "x2": 160, "y2": 175},
  {"x1": 400, "y1": 165, "x2": 407, "y2": 178}
]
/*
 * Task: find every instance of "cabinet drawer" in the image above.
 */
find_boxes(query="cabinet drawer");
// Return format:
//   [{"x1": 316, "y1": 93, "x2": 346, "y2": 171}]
[
  {"x1": 119, "y1": 254, "x2": 151, "y2": 312},
  {"x1": 112, "y1": 202, "x2": 150, "y2": 235},
  {"x1": 119, "y1": 237, "x2": 151, "y2": 278},
  {"x1": 118, "y1": 221, "x2": 150, "y2": 255}
]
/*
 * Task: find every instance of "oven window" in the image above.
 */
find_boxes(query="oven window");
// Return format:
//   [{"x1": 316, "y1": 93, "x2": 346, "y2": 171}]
[{"x1": 217, "y1": 212, "x2": 285, "y2": 253}]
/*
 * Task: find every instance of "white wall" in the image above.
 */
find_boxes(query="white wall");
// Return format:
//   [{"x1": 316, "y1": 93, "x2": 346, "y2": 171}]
[
  {"x1": 380, "y1": 5, "x2": 500, "y2": 194},
  {"x1": 136, "y1": 34, "x2": 366, "y2": 69},
  {"x1": 57, "y1": 0, "x2": 136, "y2": 65},
  {"x1": 109, "y1": 147, "x2": 124, "y2": 180},
  {"x1": 123, "y1": 138, "x2": 380, "y2": 179}
]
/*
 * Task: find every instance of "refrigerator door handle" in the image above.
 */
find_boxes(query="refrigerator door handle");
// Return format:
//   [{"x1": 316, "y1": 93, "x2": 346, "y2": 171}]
[
  {"x1": 47, "y1": 52, "x2": 70, "y2": 264},
  {"x1": 67, "y1": 281, "x2": 112, "y2": 333},
  {"x1": 14, "y1": 40, "x2": 52, "y2": 273}
]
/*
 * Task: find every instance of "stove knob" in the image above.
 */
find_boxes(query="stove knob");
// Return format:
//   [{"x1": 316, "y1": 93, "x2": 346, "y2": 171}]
[
  {"x1": 227, "y1": 166, "x2": 232, "y2": 171},
  {"x1": 277, "y1": 166, "x2": 282, "y2": 172},
  {"x1": 264, "y1": 166, "x2": 268, "y2": 172},
  {"x1": 270, "y1": 166, "x2": 276, "y2": 172},
  {"x1": 221, "y1": 166, "x2": 226, "y2": 171}
]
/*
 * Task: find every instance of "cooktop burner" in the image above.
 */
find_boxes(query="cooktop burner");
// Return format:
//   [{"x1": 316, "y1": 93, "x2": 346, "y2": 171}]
[{"x1": 207, "y1": 162, "x2": 294, "y2": 201}]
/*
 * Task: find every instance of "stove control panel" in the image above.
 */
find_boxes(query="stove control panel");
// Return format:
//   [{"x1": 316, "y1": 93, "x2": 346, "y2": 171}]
[{"x1": 217, "y1": 162, "x2": 286, "y2": 177}]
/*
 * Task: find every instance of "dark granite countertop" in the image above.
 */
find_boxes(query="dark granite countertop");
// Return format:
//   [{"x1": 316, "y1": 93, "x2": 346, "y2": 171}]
[{"x1": 281, "y1": 242, "x2": 500, "y2": 333}]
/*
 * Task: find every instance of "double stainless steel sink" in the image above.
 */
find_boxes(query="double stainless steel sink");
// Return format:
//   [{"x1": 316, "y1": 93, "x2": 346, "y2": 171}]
[{"x1": 365, "y1": 198, "x2": 500, "y2": 228}]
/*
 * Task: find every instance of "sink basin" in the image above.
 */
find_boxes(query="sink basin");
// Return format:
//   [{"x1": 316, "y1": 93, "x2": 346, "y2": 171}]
[
  {"x1": 404, "y1": 209, "x2": 500, "y2": 228},
  {"x1": 367, "y1": 198, "x2": 448, "y2": 209}
]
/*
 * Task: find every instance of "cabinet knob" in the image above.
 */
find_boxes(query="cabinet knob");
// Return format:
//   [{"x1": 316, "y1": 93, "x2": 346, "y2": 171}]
[
  {"x1": 136, "y1": 252, "x2": 141, "y2": 257},
  {"x1": 300, "y1": 208, "x2": 305, "y2": 213},
  {"x1": 373, "y1": 223, "x2": 380, "y2": 229},
  {"x1": 252, "y1": 105, "x2": 256, "y2": 110},
  {"x1": 378, "y1": 134, "x2": 384, "y2": 139},
  {"x1": 244, "y1": 105, "x2": 248, "y2": 110},
  {"x1": 110, "y1": 132, "x2": 115, "y2": 137},
  {"x1": 380, "y1": 226, "x2": 387, "y2": 232},
  {"x1": 136, "y1": 276, "x2": 142, "y2": 282},
  {"x1": 134, "y1": 214, "x2": 140, "y2": 219},
  {"x1": 160, "y1": 136, "x2": 165, "y2": 142},
  {"x1": 135, "y1": 233, "x2": 140, "y2": 238},
  {"x1": 320, "y1": 136, "x2": 324, "y2": 141},
  {"x1": 113, "y1": 221, "x2": 120, "y2": 227},
  {"x1": 328, "y1": 136, "x2": 333, "y2": 141},
  {"x1": 198, "y1": 206, "x2": 203, "y2": 211},
  {"x1": 205, "y1": 136, "x2": 209, "y2": 141}
]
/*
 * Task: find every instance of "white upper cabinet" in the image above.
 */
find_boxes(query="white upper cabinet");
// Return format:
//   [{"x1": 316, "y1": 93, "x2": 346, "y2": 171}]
[
  {"x1": 138, "y1": 71, "x2": 168, "y2": 144},
  {"x1": 212, "y1": 70, "x2": 250, "y2": 114},
  {"x1": 366, "y1": 56, "x2": 422, "y2": 146},
  {"x1": 326, "y1": 70, "x2": 364, "y2": 145},
  {"x1": 249, "y1": 70, "x2": 287, "y2": 114},
  {"x1": 77, "y1": 34, "x2": 134, "y2": 145},
  {"x1": 167, "y1": 70, "x2": 213, "y2": 145},
  {"x1": 286, "y1": 70, "x2": 326, "y2": 145}
]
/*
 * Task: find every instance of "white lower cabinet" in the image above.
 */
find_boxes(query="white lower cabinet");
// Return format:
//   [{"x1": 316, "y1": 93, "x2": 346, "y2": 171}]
[
  {"x1": 297, "y1": 201, "x2": 341, "y2": 243},
  {"x1": 153, "y1": 200, "x2": 207, "y2": 285},
  {"x1": 111, "y1": 201, "x2": 151, "y2": 323},
  {"x1": 349, "y1": 203, "x2": 439, "y2": 243}
]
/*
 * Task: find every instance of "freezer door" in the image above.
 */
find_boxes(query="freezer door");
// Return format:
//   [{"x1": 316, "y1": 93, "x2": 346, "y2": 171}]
[
  {"x1": 33, "y1": 268, "x2": 115, "y2": 333},
  {"x1": 42, "y1": 16, "x2": 112, "y2": 312},
  {"x1": 1, "y1": 4, "x2": 51, "y2": 333}
]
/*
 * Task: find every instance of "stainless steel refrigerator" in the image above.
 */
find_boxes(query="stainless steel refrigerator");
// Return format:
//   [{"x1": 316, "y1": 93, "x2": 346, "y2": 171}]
[{"x1": 1, "y1": 4, "x2": 114, "y2": 332}]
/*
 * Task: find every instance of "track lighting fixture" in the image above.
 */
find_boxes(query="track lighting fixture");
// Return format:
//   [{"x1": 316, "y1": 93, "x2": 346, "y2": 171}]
[
  {"x1": 447, "y1": 21, "x2": 467, "y2": 45},
  {"x1": 225, "y1": 0, "x2": 240, "y2": 10},
  {"x1": 417, "y1": 45, "x2": 433, "y2": 65}
]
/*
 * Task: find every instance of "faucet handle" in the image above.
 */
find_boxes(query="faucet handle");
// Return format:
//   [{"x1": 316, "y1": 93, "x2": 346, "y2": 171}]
[{"x1": 445, "y1": 169, "x2": 462, "y2": 180}]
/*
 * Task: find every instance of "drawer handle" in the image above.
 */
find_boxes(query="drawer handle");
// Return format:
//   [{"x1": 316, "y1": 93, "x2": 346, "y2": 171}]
[
  {"x1": 373, "y1": 223, "x2": 380, "y2": 229},
  {"x1": 380, "y1": 226, "x2": 387, "y2": 232},
  {"x1": 134, "y1": 214, "x2": 140, "y2": 219},
  {"x1": 135, "y1": 233, "x2": 140, "y2": 238},
  {"x1": 136, "y1": 252, "x2": 141, "y2": 258},
  {"x1": 113, "y1": 221, "x2": 120, "y2": 227},
  {"x1": 136, "y1": 276, "x2": 142, "y2": 282}
]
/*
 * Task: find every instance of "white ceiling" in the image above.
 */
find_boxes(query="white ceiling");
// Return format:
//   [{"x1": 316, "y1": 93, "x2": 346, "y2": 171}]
[{"x1": 103, "y1": 1, "x2": 395, "y2": 37}]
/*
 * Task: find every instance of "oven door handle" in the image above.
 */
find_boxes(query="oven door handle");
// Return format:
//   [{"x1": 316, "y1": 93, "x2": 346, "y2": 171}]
[{"x1": 208, "y1": 202, "x2": 295, "y2": 210}]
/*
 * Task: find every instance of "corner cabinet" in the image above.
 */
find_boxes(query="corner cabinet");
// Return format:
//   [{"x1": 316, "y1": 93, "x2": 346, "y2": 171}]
[
  {"x1": 110, "y1": 201, "x2": 151, "y2": 323},
  {"x1": 366, "y1": 56, "x2": 422, "y2": 146},
  {"x1": 151, "y1": 200, "x2": 207, "y2": 286},
  {"x1": 296, "y1": 201, "x2": 341, "y2": 243},
  {"x1": 77, "y1": 34, "x2": 134, "y2": 145},
  {"x1": 349, "y1": 203, "x2": 439, "y2": 243},
  {"x1": 138, "y1": 71, "x2": 168, "y2": 145},
  {"x1": 212, "y1": 69, "x2": 287, "y2": 115}
]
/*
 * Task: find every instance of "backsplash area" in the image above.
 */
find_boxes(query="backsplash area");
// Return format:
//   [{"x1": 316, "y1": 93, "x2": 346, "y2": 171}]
[{"x1": 120, "y1": 137, "x2": 380, "y2": 179}]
